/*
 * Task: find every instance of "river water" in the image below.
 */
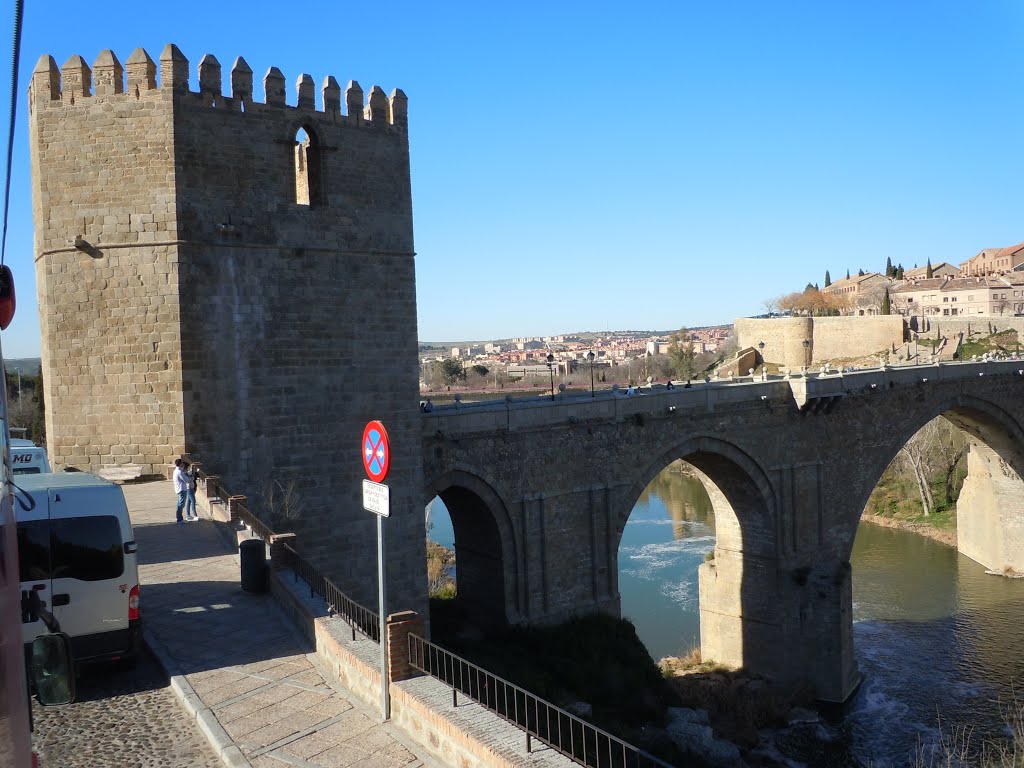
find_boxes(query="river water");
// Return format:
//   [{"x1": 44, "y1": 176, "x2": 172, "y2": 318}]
[{"x1": 428, "y1": 466, "x2": 1024, "y2": 766}]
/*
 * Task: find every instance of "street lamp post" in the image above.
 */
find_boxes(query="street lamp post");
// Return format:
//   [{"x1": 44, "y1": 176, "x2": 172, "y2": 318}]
[
  {"x1": 546, "y1": 353, "x2": 555, "y2": 401},
  {"x1": 588, "y1": 351, "x2": 596, "y2": 397},
  {"x1": 802, "y1": 339, "x2": 810, "y2": 373}
]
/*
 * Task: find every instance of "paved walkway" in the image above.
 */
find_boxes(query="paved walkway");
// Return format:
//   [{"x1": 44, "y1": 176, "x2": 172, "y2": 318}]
[{"x1": 126, "y1": 480, "x2": 443, "y2": 768}]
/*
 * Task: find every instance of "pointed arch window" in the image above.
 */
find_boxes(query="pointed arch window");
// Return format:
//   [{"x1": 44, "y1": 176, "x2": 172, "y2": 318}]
[{"x1": 293, "y1": 126, "x2": 323, "y2": 207}]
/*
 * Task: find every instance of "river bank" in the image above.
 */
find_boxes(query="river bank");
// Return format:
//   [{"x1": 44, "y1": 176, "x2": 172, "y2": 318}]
[{"x1": 859, "y1": 511, "x2": 957, "y2": 548}]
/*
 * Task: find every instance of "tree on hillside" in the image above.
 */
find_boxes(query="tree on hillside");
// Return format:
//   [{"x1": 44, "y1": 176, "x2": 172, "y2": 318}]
[
  {"x1": 778, "y1": 288, "x2": 850, "y2": 317},
  {"x1": 804, "y1": 282, "x2": 816, "y2": 293},
  {"x1": 763, "y1": 296, "x2": 780, "y2": 316},
  {"x1": 885, "y1": 257, "x2": 893, "y2": 277},
  {"x1": 858, "y1": 268, "x2": 865, "y2": 276},
  {"x1": 926, "y1": 259, "x2": 933, "y2": 279},
  {"x1": 897, "y1": 419, "x2": 969, "y2": 516},
  {"x1": 895, "y1": 264, "x2": 904, "y2": 280},
  {"x1": 431, "y1": 358, "x2": 466, "y2": 386},
  {"x1": 881, "y1": 288, "x2": 891, "y2": 315},
  {"x1": 824, "y1": 270, "x2": 831, "y2": 287},
  {"x1": 667, "y1": 328, "x2": 697, "y2": 381},
  {"x1": 846, "y1": 269, "x2": 850, "y2": 280}
]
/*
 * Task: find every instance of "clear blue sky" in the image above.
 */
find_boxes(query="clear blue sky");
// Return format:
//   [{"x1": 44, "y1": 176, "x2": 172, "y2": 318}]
[{"x1": 2, "y1": 1, "x2": 1023, "y2": 356}]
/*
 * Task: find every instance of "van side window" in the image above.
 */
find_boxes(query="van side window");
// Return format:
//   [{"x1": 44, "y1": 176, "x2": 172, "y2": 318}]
[
  {"x1": 50, "y1": 517, "x2": 124, "y2": 581},
  {"x1": 17, "y1": 520, "x2": 51, "y2": 581},
  {"x1": 13, "y1": 467, "x2": 41, "y2": 475}
]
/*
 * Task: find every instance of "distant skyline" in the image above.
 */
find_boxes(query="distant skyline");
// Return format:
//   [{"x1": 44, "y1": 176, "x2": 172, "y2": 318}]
[{"x1": 2, "y1": 1, "x2": 1023, "y2": 358}]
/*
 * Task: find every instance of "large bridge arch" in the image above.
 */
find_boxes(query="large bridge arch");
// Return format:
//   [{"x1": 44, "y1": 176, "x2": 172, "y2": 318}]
[
  {"x1": 619, "y1": 434, "x2": 778, "y2": 553},
  {"x1": 617, "y1": 434, "x2": 781, "y2": 674},
  {"x1": 842, "y1": 393, "x2": 1024, "y2": 541},
  {"x1": 425, "y1": 467, "x2": 521, "y2": 631}
]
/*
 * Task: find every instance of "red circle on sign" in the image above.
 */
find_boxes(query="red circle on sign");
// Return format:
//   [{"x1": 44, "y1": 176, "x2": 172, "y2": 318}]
[{"x1": 362, "y1": 420, "x2": 390, "y2": 482}]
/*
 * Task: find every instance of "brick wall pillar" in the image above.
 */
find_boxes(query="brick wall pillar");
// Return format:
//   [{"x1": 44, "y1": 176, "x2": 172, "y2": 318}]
[
  {"x1": 270, "y1": 532, "x2": 297, "y2": 572},
  {"x1": 386, "y1": 610, "x2": 424, "y2": 683},
  {"x1": 228, "y1": 495, "x2": 246, "y2": 526},
  {"x1": 205, "y1": 475, "x2": 220, "y2": 502}
]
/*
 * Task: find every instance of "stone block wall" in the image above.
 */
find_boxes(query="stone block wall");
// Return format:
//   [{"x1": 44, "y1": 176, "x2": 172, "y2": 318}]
[
  {"x1": 30, "y1": 52, "x2": 184, "y2": 474},
  {"x1": 736, "y1": 316, "x2": 904, "y2": 369},
  {"x1": 30, "y1": 44, "x2": 427, "y2": 618}
]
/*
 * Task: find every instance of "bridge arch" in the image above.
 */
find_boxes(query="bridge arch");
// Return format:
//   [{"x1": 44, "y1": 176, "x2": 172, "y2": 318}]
[
  {"x1": 425, "y1": 467, "x2": 521, "y2": 631},
  {"x1": 617, "y1": 433, "x2": 778, "y2": 671},
  {"x1": 619, "y1": 433, "x2": 777, "y2": 554},
  {"x1": 843, "y1": 393, "x2": 1024, "y2": 550}
]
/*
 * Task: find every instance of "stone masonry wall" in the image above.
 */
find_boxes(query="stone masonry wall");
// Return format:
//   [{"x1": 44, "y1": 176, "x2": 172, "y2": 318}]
[
  {"x1": 736, "y1": 316, "x2": 904, "y2": 370},
  {"x1": 29, "y1": 51, "x2": 185, "y2": 474},
  {"x1": 30, "y1": 45, "x2": 427, "y2": 618}
]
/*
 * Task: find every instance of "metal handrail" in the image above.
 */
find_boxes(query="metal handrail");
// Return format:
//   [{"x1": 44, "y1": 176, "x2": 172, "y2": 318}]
[
  {"x1": 284, "y1": 543, "x2": 380, "y2": 643},
  {"x1": 191, "y1": 466, "x2": 380, "y2": 643},
  {"x1": 231, "y1": 497, "x2": 276, "y2": 542},
  {"x1": 407, "y1": 633, "x2": 675, "y2": 768}
]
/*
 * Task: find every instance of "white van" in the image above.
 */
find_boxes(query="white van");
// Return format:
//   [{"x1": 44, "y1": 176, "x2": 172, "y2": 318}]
[
  {"x1": 16, "y1": 473, "x2": 141, "y2": 664},
  {"x1": 10, "y1": 439, "x2": 50, "y2": 475}
]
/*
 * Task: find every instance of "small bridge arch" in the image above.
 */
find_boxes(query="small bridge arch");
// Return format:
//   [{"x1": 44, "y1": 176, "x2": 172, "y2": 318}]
[{"x1": 426, "y1": 467, "x2": 521, "y2": 631}]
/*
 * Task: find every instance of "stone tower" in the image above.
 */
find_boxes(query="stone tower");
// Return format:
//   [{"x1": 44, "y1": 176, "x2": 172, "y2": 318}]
[{"x1": 29, "y1": 45, "x2": 426, "y2": 614}]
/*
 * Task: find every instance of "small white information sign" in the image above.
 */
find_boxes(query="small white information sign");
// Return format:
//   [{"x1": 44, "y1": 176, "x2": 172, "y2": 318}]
[{"x1": 362, "y1": 479, "x2": 391, "y2": 517}]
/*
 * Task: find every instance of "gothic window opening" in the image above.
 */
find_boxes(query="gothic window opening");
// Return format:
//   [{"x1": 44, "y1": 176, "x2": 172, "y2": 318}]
[{"x1": 293, "y1": 126, "x2": 322, "y2": 207}]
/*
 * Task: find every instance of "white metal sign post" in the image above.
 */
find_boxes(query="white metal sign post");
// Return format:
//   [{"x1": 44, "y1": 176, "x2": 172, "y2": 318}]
[{"x1": 361, "y1": 421, "x2": 391, "y2": 721}]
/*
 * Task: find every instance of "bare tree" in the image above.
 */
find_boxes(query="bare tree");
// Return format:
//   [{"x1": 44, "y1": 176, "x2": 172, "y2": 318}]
[
  {"x1": 261, "y1": 479, "x2": 305, "y2": 529},
  {"x1": 894, "y1": 418, "x2": 969, "y2": 516}
]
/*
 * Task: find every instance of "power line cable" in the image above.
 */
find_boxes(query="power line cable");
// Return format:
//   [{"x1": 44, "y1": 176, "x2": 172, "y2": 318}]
[{"x1": 1, "y1": 0, "x2": 24, "y2": 268}]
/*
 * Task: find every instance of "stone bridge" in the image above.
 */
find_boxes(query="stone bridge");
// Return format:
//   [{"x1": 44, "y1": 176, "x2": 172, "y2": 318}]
[{"x1": 421, "y1": 361, "x2": 1024, "y2": 703}]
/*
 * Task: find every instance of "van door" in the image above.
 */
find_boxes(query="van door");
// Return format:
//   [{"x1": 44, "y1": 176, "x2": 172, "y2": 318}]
[
  {"x1": 48, "y1": 487, "x2": 131, "y2": 644},
  {"x1": 16, "y1": 491, "x2": 51, "y2": 646}
]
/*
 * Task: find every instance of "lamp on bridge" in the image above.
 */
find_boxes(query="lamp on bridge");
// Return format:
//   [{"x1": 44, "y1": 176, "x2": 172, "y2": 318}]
[
  {"x1": 588, "y1": 351, "x2": 596, "y2": 397},
  {"x1": 546, "y1": 353, "x2": 555, "y2": 401},
  {"x1": 802, "y1": 338, "x2": 810, "y2": 373},
  {"x1": 758, "y1": 341, "x2": 766, "y2": 380}
]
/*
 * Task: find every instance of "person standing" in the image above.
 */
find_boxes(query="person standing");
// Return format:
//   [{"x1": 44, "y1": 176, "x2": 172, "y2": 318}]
[
  {"x1": 173, "y1": 459, "x2": 188, "y2": 524},
  {"x1": 183, "y1": 460, "x2": 198, "y2": 521}
]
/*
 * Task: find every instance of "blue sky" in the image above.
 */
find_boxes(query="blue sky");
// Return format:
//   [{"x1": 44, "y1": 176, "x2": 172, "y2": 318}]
[{"x1": 1, "y1": 1, "x2": 1022, "y2": 356}]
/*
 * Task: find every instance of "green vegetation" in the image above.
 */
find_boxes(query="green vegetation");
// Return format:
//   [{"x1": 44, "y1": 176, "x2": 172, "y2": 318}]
[
  {"x1": 956, "y1": 329, "x2": 1019, "y2": 360},
  {"x1": 426, "y1": 539, "x2": 456, "y2": 598}
]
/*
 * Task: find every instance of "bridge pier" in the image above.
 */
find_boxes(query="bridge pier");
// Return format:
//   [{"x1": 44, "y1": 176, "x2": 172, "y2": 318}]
[
  {"x1": 958, "y1": 442, "x2": 1024, "y2": 574},
  {"x1": 699, "y1": 549, "x2": 860, "y2": 704}
]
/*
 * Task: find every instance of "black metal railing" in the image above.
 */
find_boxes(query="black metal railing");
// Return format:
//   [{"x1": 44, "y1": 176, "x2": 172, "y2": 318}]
[
  {"x1": 191, "y1": 466, "x2": 380, "y2": 643},
  {"x1": 230, "y1": 496, "x2": 276, "y2": 542},
  {"x1": 283, "y1": 543, "x2": 380, "y2": 643},
  {"x1": 407, "y1": 634, "x2": 676, "y2": 768}
]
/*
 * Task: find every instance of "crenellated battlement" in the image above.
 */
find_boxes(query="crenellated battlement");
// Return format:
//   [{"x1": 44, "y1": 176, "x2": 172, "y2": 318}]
[{"x1": 30, "y1": 44, "x2": 408, "y2": 128}]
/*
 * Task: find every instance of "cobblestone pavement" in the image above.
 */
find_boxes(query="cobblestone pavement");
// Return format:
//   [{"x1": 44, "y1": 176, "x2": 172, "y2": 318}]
[
  {"x1": 124, "y1": 480, "x2": 440, "y2": 768},
  {"x1": 31, "y1": 649, "x2": 221, "y2": 768}
]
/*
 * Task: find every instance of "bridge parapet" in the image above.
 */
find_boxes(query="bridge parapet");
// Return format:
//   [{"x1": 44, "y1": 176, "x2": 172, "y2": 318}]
[
  {"x1": 425, "y1": 359, "x2": 1024, "y2": 434},
  {"x1": 422, "y1": 380, "x2": 795, "y2": 436},
  {"x1": 791, "y1": 359, "x2": 1024, "y2": 409}
]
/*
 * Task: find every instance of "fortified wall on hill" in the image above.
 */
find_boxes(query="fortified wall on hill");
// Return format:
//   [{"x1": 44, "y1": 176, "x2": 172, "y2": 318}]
[
  {"x1": 29, "y1": 44, "x2": 426, "y2": 613},
  {"x1": 736, "y1": 316, "x2": 905, "y2": 369}
]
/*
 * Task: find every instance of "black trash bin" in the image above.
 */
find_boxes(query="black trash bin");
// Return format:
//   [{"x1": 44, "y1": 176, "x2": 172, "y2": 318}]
[{"x1": 239, "y1": 538, "x2": 267, "y2": 594}]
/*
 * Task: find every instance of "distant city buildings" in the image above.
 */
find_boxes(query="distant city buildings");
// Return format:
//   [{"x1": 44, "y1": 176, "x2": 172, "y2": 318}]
[{"x1": 420, "y1": 326, "x2": 731, "y2": 388}]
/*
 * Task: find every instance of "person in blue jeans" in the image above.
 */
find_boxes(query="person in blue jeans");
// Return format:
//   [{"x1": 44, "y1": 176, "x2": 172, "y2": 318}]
[
  {"x1": 183, "y1": 460, "x2": 198, "y2": 520},
  {"x1": 173, "y1": 459, "x2": 189, "y2": 523}
]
